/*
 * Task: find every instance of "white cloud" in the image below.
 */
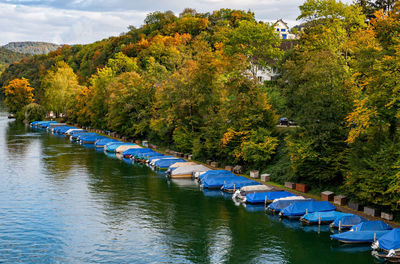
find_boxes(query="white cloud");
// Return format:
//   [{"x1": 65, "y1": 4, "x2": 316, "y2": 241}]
[
  {"x1": 0, "y1": 0, "x2": 355, "y2": 46},
  {"x1": 0, "y1": 3, "x2": 148, "y2": 45}
]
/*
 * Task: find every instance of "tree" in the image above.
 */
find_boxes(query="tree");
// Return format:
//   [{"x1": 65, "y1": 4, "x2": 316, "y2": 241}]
[
  {"x1": 343, "y1": 2, "x2": 400, "y2": 211},
  {"x1": 224, "y1": 20, "x2": 282, "y2": 70},
  {"x1": 278, "y1": 0, "x2": 367, "y2": 186},
  {"x1": 41, "y1": 61, "x2": 82, "y2": 117},
  {"x1": 3, "y1": 77, "x2": 34, "y2": 114}
]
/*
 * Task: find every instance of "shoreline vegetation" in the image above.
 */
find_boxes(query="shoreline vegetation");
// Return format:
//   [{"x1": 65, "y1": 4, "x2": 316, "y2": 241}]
[{"x1": 2, "y1": 0, "x2": 400, "y2": 220}]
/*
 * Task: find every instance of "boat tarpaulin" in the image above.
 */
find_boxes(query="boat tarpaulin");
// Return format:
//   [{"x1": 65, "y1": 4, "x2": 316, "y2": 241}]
[
  {"x1": 53, "y1": 126, "x2": 75, "y2": 133},
  {"x1": 169, "y1": 162, "x2": 198, "y2": 169},
  {"x1": 222, "y1": 178, "x2": 261, "y2": 191},
  {"x1": 267, "y1": 199, "x2": 312, "y2": 213},
  {"x1": 199, "y1": 170, "x2": 236, "y2": 181},
  {"x1": 202, "y1": 176, "x2": 239, "y2": 189},
  {"x1": 377, "y1": 229, "x2": 400, "y2": 251},
  {"x1": 123, "y1": 148, "x2": 153, "y2": 156},
  {"x1": 80, "y1": 135, "x2": 107, "y2": 143},
  {"x1": 95, "y1": 138, "x2": 120, "y2": 147},
  {"x1": 245, "y1": 191, "x2": 296, "y2": 204},
  {"x1": 331, "y1": 230, "x2": 390, "y2": 243},
  {"x1": 331, "y1": 215, "x2": 366, "y2": 229},
  {"x1": 154, "y1": 158, "x2": 186, "y2": 168},
  {"x1": 351, "y1": 221, "x2": 392, "y2": 232},
  {"x1": 115, "y1": 144, "x2": 141, "y2": 153},
  {"x1": 105, "y1": 142, "x2": 128, "y2": 152},
  {"x1": 301, "y1": 211, "x2": 352, "y2": 224},
  {"x1": 171, "y1": 165, "x2": 210, "y2": 177},
  {"x1": 281, "y1": 201, "x2": 336, "y2": 217}
]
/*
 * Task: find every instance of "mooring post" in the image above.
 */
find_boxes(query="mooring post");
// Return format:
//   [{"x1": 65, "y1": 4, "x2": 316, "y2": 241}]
[
  {"x1": 318, "y1": 214, "x2": 321, "y2": 225},
  {"x1": 264, "y1": 197, "x2": 267, "y2": 208},
  {"x1": 339, "y1": 220, "x2": 341, "y2": 231},
  {"x1": 374, "y1": 233, "x2": 377, "y2": 242}
]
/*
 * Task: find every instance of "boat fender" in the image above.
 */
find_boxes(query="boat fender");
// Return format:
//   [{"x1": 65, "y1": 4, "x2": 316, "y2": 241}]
[
  {"x1": 371, "y1": 241, "x2": 379, "y2": 250},
  {"x1": 388, "y1": 249, "x2": 396, "y2": 257},
  {"x1": 232, "y1": 190, "x2": 240, "y2": 200}
]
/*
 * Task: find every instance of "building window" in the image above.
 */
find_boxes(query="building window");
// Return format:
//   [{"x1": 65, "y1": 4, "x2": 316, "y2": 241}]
[
  {"x1": 257, "y1": 76, "x2": 263, "y2": 82},
  {"x1": 282, "y1": 34, "x2": 287, "y2": 39},
  {"x1": 281, "y1": 28, "x2": 286, "y2": 32}
]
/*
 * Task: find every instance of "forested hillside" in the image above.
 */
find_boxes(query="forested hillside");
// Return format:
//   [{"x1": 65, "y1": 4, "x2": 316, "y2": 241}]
[
  {"x1": 3, "y1": 42, "x2": 60, "y2": 55},
  {"x1": 0, "y1": 47, "x2": 30, "y2": 72},
  {"x1": 2, "y1": 1, "x2": 400, "y2": 215}
]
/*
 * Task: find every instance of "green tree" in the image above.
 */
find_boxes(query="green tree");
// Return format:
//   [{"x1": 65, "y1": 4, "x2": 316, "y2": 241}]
[{"x1": 42, "y1": 61, "x2": 82, "y2": 117}]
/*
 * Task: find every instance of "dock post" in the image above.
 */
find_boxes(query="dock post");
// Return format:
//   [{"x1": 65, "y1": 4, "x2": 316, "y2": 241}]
[
  {"x1": 264, "y1": 197, "x2": 267, "y2": 208},
  {"x1": 318, "y1": 214, "x2": 321, "y2": 225},
  {"x1": 339, "y1": 220, "x2": 341, "y2": 231},
  {"x1": 306, "y1": 208, "x2": 308, "y2": 214},
  {"x1": 374, "y1": 233, "x2": 377, "y2": 241},
  {"x1": 234, "y1": 184, "x2": 236, "y2": 192}
]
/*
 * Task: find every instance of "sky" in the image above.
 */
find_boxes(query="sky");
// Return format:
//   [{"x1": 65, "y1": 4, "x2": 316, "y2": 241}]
[{"x1": 0, "y1": 0, "x2": 352, "y2": 46}]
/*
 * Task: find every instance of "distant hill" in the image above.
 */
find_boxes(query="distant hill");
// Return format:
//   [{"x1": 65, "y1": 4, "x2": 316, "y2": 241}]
[
  {"x1": 3, "y1": 42, "x2": 60, "y2": 55},
  {"x1": 0, "y1": 47, "x2": 31, "y2": 72}
]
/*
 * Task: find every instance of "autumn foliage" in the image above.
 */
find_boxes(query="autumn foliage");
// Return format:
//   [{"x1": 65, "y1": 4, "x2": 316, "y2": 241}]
[{"x1": 3, "y1": 77, "x2": 34, "y2": 114}]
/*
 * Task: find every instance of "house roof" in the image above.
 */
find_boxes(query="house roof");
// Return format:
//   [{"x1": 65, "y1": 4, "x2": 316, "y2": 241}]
[{"x1": 275, "y1": 19, "x2": 289, "y2": 29}]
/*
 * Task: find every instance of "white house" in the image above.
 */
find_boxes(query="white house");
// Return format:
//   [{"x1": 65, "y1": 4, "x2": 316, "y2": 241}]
[
  {"x1": 274, "y1": 19, "x2": 296, "y2": 40},
  {"x1": 253, "y1": 19, "x2": 296, "y2": 82}
]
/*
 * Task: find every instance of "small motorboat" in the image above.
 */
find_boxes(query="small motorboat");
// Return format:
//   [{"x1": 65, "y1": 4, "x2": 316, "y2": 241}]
[{"x1": 300, "y1": 211, "x2": 353, "y2": 225}]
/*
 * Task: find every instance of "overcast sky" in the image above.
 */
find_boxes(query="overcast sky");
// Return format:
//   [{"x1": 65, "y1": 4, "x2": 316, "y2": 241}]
[{"x1": 0, "y1": 0, "x2": 353, "y2": 46}]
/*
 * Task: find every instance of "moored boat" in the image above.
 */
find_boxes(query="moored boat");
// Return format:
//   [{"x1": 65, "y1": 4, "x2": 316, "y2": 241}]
[
  {"x1": 330, "y1": 214, "x2": 367, "y2": 230},
  {"x1": 280, "y1": 201, "x2": 336, "y2": 219},
  {"x1": 300, "y1": 211, "x2": 352, "y2": 225},
  {"x1": 169, "y1": 164, "x2": 210, "y2": 179},
  {"x1": 245, "y1": 190, "x2": 297, "y2": 204}
]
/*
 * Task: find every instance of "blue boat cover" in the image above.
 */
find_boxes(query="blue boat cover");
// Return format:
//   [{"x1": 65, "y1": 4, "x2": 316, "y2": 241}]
[
  {"x1": 154, "y1": 158, "x2": 186, "y2": 168},
  {"x1": 80, "y1": 135, "x2": 106, "y2": 143},
  {"x1": 301, "y1": 211, "x2": 352, "y2": 223},
  {"x1": 268, "y1": 199, "x2": 312, "y2": 213},
  {"x1": 76, "y1": 133, "x2": 99, "y2": 140},
  {"x1": 281, "y1": 201, "x2": 336, "y2": 217},
  {"x1": 41, "y1": 121, "x2": 58, "y2": 128},
  {"x1": 199, "y1": 170, "x2": 236, "y2": 181},
  {"x1": 331, "y1": 230, "x2": 389, "y2": 243},
  {"x1": 122, "y1": 148, "x2": 155, "y2": 157},
  {"x1": 332, "y1": 215, "x2": 366, "y2": 228},
  {"x1": 105, "y1": 142, "x2": 128, "y2": 152},
  {"x1": 95, "y1": 138, "x2": 120, "y2": 147},
  {"x1": 377, "y1": 229, "x2": 400, "y2": 251},
  {"x1": 351, "y1": 221, "x2": 392, "y2": 232},
  {"x1": 222, "y1": 178, "x2": 261, "y2": 190},
  {"x1": 246, "y1": 191, "x2": 297, "y2": 204},
  {"x1": 53, "y1": 126, "x2": 75, "y2": 133},
  {"x1": 202, "y1": 175, "x2": 238, "y2": 188},
  {"x1": 69, "y1": 130, "x2": 88, "y2": 135}
]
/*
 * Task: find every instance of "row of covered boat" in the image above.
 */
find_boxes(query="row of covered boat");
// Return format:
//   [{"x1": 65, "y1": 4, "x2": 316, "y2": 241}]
[{"x1": 30, "y1": 120, "x2": 400, "y2": 262}]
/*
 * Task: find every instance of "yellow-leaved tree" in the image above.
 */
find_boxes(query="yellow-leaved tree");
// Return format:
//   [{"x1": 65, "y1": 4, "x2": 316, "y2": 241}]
[
  {"x1": 3, "y1": 77, "x2": 34, "y2": 114},
  {"x1": 42, "y1": 61, "x2": 82, "y2": 117}
]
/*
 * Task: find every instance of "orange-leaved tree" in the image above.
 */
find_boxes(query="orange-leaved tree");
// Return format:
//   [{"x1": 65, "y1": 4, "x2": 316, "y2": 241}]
[{"x1": 3, "y1": 77, "x2": 34, "y2": 114}]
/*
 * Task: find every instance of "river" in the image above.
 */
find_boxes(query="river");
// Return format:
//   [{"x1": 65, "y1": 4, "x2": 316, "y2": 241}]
[{"x1": 0, "y1": 109, "x2": 378, "y2": 263}]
